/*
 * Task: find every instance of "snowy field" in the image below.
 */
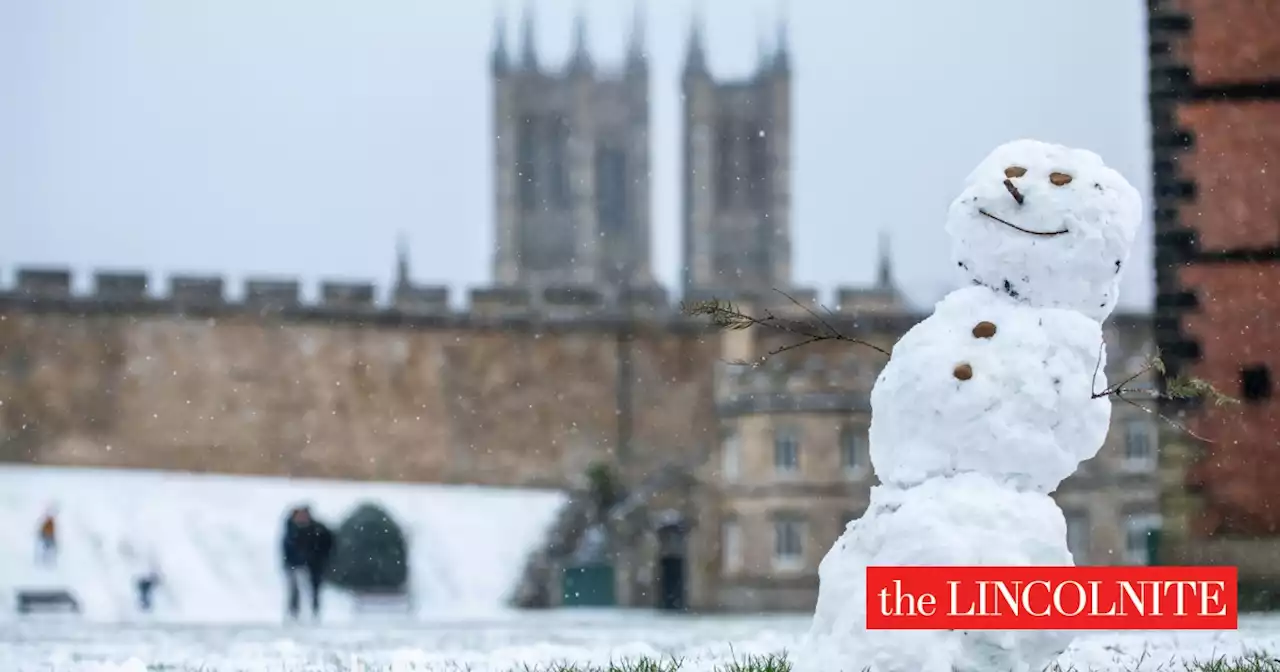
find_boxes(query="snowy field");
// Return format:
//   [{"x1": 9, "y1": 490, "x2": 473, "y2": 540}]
[
  {"x1": 2, "y1": 612, "x2": 1280, "y2": 671},
  {"x1": 0, "y1": 465, "x2": 567, "y2": 623}
]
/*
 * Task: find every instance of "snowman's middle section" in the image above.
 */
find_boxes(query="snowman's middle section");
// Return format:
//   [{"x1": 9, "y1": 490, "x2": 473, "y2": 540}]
[{"x1": 869, "y1": 285, "x2": 1111, "y2": 496}]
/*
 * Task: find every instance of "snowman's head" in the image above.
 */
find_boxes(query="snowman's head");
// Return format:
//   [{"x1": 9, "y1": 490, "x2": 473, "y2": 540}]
[{"x1": 945, "y1": 139, "x2": 1142, "y2": 322}]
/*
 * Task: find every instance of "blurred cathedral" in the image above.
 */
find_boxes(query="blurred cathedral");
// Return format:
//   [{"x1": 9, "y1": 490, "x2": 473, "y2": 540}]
[{"x1": 489, "y1": 6, "x2": 794, "y2": 305}]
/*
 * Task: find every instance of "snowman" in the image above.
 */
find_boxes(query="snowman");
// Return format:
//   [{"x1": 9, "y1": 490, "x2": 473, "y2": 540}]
[{"x1": 793, "y1": 139, "x2": 1142, "y2": 672}]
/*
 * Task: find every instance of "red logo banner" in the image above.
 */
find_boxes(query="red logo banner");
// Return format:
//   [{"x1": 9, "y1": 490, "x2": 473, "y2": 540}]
[{"x1": 865, "y1": 566, "x2": 1237, "y2": 630}]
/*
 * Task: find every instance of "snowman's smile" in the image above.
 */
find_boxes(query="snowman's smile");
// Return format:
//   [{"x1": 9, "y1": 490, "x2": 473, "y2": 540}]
[{"x1": 979, "y1": 209, "x2": 1069, "y2": 237}]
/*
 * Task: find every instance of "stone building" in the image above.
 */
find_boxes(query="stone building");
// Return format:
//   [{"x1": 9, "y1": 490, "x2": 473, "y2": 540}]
[
  {"x1": 0, "y1": 268, "x2": 1157, "y2": 612},
  {"x1": 490, "y1": 9, "x2": 656, "y2": 302},
  {"x1": 1148, "y1": 0, "x2": 1280, "y2": 606},
  {"x1": 681, "y1": 18, "x2": 793, "y2": 300}
]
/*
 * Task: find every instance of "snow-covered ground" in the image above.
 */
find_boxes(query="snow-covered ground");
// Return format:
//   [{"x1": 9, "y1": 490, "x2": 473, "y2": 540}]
[
  {"x1": 0, "y1": 465, "x2": 567, "y2": 623},
  {"x1": 1, "y1": 612, "x2": 1279, "y2": 671}
]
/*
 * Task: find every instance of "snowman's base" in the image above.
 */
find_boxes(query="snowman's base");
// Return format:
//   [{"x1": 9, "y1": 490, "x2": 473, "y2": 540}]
[{"x1": 797, "y1": 473, "x2": 1076, "y2": 672}]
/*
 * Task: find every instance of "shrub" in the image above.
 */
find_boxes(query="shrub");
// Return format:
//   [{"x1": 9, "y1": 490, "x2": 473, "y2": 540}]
[{"x1": 327, "y1": 502, "x2": 409, "y2": 593}]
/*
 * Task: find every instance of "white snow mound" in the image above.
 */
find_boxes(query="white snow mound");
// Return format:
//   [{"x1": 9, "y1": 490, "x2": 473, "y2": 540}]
[
  {"x1": 0, "y1": 465, "x2": 566, "y2": 624},
  {"x1": 800, "y1": 472, "x2": 1075, "y2": 672},
  {"x1": 946, "y1": 138, "x2": 1142, "y2": 322},
  {"x1": 869, "y1": 285, "x2": 1110, "y2": 494}
]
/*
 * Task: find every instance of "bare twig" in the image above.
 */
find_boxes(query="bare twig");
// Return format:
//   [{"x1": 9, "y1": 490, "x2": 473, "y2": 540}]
[
  {"x1": 689, "y1": 290, "x2": 1239, "y2": 444},
  {"x1": 1118, "y1": 394, "x2": 1216, "y2": 444},
  {"x1": 1092, "y1": 353, "x2": 1158, "y2": 399},
  {"x1": 680, "y1": 289, "x2": 892, "y2": 358},
  {"x1": 1090, "y1": 347, "x2": 1238, "y2": 443}
]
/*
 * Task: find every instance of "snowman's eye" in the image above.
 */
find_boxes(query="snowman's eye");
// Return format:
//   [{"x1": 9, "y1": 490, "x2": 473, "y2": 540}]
[
  {"x1": 1004, "y1": 166, "x2": 1027, "y2": 178},
  {"x1": 1049, "y1": 172, "x2": 1073, "y2": 186}
]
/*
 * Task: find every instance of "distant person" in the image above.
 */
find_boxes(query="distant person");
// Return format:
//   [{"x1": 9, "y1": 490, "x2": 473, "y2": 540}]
[
  {"x1": 36, "y1": 506, "x2": 58, "y2": 567},
  {"x1": 281, "y1": 505, "x2": 334, "y2": 620},
  {"x1": 136, "y1": 554, "x2": 163, "y2": 613}
]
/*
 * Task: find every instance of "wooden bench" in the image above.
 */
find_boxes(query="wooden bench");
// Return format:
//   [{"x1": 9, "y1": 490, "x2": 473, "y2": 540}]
[{"x1": 15, "y1": 589, "x2": 80, "y2": 614}]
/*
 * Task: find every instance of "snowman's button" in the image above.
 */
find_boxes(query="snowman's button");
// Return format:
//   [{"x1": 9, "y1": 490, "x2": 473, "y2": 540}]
[
  {"x1": 953, "y1": 363, "x2": 974, "y2": 381},
  {"x1": 972, "y1": 321, "x2": 997, "y2": 339}
]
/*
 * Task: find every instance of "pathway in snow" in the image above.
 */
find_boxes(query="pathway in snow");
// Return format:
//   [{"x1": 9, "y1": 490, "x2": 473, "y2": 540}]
[{"x1": 0, "y1": 465, "x2": 567, "y2": 623}]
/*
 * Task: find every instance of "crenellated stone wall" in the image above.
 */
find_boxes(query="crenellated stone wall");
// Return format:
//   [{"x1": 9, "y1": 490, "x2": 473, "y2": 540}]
[{"x1": 0, "y1": 267, "x2": 727, "y2": 489}]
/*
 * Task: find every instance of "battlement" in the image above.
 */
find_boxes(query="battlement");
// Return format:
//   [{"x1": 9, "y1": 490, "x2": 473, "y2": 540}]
[
  {"x1": 245, "y1": 278, "x2": 301, "y2": 311},
  {"x1": 170, "y1": 275, "x2": 225, "y2": 305},
  {"x1": 0, "y1": 266, "x2": 698, "y2": 328},
  {"x1": 1, "y1": 265, "x2": 1151, "y2": 335},
  {"x1": 321, "y1": 281, "x2": 376, "y2": 309},
  {"x1": 834, "y1": 285, "x2": 902, "y2": 315},
  {"x1": 16, "y1": 268, "x2": 73, "y2": 298},
  {"x1": 95, "y1": 271, "x2": 149, "y2": 300}
]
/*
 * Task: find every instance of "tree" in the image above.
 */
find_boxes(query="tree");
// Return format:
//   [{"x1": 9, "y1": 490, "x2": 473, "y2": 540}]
[
  {"x1": 327, "y1": 502, "x2": 409, "y2": 593},
  {"x1": 584, "y1": 461, "x2": 625, "y2": 522}
]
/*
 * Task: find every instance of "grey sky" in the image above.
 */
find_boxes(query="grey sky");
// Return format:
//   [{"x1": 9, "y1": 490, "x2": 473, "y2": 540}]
[{"x1": 0, "y1": 0, "x2": 1152, "y2": 311}]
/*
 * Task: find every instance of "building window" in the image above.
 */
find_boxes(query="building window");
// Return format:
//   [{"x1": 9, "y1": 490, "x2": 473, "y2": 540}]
[
  {"x1": 773, "y1": 427, "x2": 800, "y2": 474},
  {"x1": 840, "y1": 423, "x2": 869, "y2": 476},
  {"x1": 1124, "y1": 514, "x2": 1162, "y2": 565},
  {"x1": 595, "y1": 147, "x2": 628, "y2": 235},
  {"x1": 1064, "y1": 511, "x2": 1090, "y2": 564},
  {"x1": 516, "y1": 115, "x2": 538, "y2": 209},
  {"x1": 773, "y1": 517, "x2": 806, "y2": 571},
  {"x1": 1241, "y1": 365, "x2": 1272, "y2": 402},
  {"x1": 747, "y1": 125, "x2": 770, "y2": 208},
  {"x1": 721, "y1": 428, "x2": 742, "y2": 482},
  {"x1": 715, "y1": 120, "x2": 737, "y2": 207},
  {"x1": 722, "y1": 519, "x2": 743, "y2": 574},
  {"x1": 1122, "y1": 419, "x2": 1156, "y2": 472},
  {"x1": 547, "y1": 115, "x2": 571, "y2": 208}
]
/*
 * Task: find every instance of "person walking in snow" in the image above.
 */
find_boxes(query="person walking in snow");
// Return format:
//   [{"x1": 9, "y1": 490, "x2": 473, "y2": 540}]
[
  {"x1": 36, "y1": 506, "x2": 58, "y2": 567},
  {"x1": 136, "y1": 554, "x2": 163, "y2": 613},
  {"x1": 281, "y1": 505, "x2": 334, "y2": 620}
]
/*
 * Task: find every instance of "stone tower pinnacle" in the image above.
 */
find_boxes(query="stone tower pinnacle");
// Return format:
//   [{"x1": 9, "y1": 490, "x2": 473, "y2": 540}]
[
  {"x1": 773, "y1": 6, "x2": 790, "y2": 73},
  {"x1": 491, "y1": 7, "x2": 509, "y2": 74},
  {"x1": 519, "y1": 2, "x2": 538, "y2": 70},
  {"x1": 568, "y1": 4, "x2": 592, "y2": 72},
  {"x1": 876, "y1": 230, "x2": 894, "y2": 289},
  {"x1": 626, "y1": 0, "x2": 647, "y2": 70},
  {"x1": 395, "y1": 232, "x2": 411, "y2": 290},
  {"x1": 683, "y1": 5, "x2": 706, "y2": 74}
]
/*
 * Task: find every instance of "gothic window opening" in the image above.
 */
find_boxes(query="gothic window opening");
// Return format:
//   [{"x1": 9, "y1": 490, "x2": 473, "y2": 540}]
[
  {"x1": 747, "y1": 125, "x2": 769, "y2": 208},
  {"x1": 517, "y1": 115, "x2": 538, "y2": 209},
  {"x1": 547, "y1": 115, "x2": 572, "y2": 208},
  {"x1": 595, "y1": 147, "x2": 628, "y2": 237},
  {"x1": 715, "y1": 119, "x2": 738, "y2": 207}
]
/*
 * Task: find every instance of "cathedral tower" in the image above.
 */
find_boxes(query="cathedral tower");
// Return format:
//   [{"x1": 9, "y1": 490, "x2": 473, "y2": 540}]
[
  {"x1": 491, "y1": 5, "x2": 654, "y2": 299},
  {"x1": 681, "y1": 13, "x2": 792, "y2": 299}
]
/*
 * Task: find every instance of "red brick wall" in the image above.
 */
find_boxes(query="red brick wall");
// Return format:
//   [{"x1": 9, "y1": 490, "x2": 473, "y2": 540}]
[
  {"x1": 1179, "y1": 0, "x2": 1280, "y2": 84},
  {"x1": 1176, "y1": 102, "x2": 1280, "y2": 250},
  {"x1": 1165, "y1": 1, "x2": 1280, "y2": 540},
  {"x1": 1179, "y1": 264, "x2": 1280, "y2": 534}
]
